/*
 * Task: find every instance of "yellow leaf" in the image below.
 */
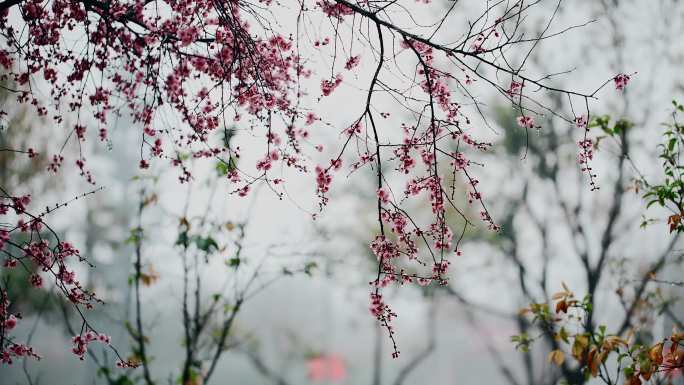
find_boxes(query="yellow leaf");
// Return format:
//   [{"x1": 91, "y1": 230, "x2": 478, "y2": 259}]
[
  {"x1": 140, "y1": 265, "x2": 159, "y2": 287},
  {"x1": 572, "y1": 335, "x2": 589, "y2": 360},
  {"x1": 548, "y1": 349, "x2": 565, "y2": 366},
  {"x1": 518, "y1": 307, "x2": 531, "y2": 316},
  {"x1": 575, "y1": 334, "x2": 589, "y2": 348}
]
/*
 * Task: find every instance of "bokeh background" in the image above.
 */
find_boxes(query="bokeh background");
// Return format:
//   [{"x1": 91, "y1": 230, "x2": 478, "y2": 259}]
[{"x1": 1, "y1": 0, "x2": 684, "y2": 384}]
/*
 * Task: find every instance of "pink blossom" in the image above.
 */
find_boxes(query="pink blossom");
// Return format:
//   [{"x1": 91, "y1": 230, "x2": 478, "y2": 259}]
[
  {"x1": 344, "y1": 55, "x2": 360, "y2": 70},
  {"x1": 377, "y1": 188, "x2": 390, "y2": 205},
  {"x1": 575, "y1": 115, "x2": 588, "y2": 129},
  {"x1": 4, "y1": 315, "x2": 17, "y2": 330},
  {"x1": 238, "y1": 185, "x2": 250, "y2": 197},
  {"x1": 516, "y1": 115, "x2": 535, "y2": 129},
  {"x1": 306, "y1": 112, "x2": 318, "y2": 125},
  {"x1": 321, "y1": 74, "x2": 343, "y2": 96},
  {"x1": 317, "y1": 1, "x2": 354, "y2": 18},
  {"x1": 177, "y1": 26, "x2": 199, "y2": 47},
  {"x1": 577, "y1": 139, "x2": 594, "y2": 166},
  {"x1": 507, "y1": 81, "x2": 523, "y2": 96},
  {"x1": 613, "y1": 73, "x2": 631, "y2": 90},
  {"x1": 29, "y1": 274, "x2": 43, "y2": 288}
]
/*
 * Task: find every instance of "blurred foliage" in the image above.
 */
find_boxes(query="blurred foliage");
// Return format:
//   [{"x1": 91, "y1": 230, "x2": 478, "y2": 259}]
[
  {"x1": 511, "y1": 101, "x2": 684, "y2": 385},
  {"x1": 0, "y1": 74, "x2": 71, "y2": 320},
  {"x1": 643, "y1": 100, "x2": 684, "y2": 232}
]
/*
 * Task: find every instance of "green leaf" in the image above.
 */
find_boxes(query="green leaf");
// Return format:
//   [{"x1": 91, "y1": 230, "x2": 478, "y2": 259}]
[
  {"x1": 124, "y1": 228, "x2": 142, "y2": 245},
  {"x1": 215, "y1": 161, "x2": 230, "y2": 176},
  {"x1": 193, "y1": 236, "x2": 218, "y2": 253},
  {"x1": 304, "y1": 261, "x2": 318, "y2": 276},
  {"x1": 215, "y1": 157, "x2": 237, "y2": 176},
  {"x1": 175, "y1": 231, "x2": 189, "y2": 248}
]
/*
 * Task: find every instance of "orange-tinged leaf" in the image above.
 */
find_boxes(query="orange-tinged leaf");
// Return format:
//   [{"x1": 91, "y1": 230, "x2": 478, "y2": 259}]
[
  {"x1": 649, "y1": 342, "x2": 664, "y2": 366},
  {"x1": 603, "y1": 335, "x2": 628, "y2": 351},
  {"x1": 640, "y1": 370, "x2": 652, "y2": 381},
  {"x1": 628, "y1": 375, "x2": 642, "y2": 385},
  {"x1": 587, "y1": 347, "x2": 599, "y2": 377},
  {"x1": 671, "y1": 332, "x2": 684, "y2": 343},
  {"x1": 555, "y1": 300, "x2": 568, "y2": 314},
  {"x1": 180, "y1": 217, "x2": 190, "y2": 229},
  {"x1": 668, "y1": 214, "x2": 682, "y2": 233}
]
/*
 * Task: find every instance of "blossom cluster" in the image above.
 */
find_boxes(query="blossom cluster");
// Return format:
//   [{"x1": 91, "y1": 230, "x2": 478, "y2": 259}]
[{"x1": 1, "y1": 191, "x2": 100, "y2": 365}]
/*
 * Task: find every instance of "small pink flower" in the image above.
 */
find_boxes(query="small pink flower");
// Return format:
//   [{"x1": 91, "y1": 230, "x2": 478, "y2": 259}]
[
  {"x1": 507, "y1": 81, "x2": 523, "y2": 96},
  {"x1": 3, "y1": 258, "x2": 17, "y2": 268},
  {"x1": 377, "y1": 188, "x2": 390, "y2": 205},
  {"x1": 613, "y1": 73, "x2": 631, "y2": 90},
  {"x1": 321, "y1": 74, "x2": 343, "y2": 96},
  {"x1": 177, "y1": 27, "x2": 199, "y2": 47},
  {"x1": 344, "y1": 55, "x2": 360, "y2": 70},
  {"x1": 238, "y1": 185, "x2": 250, "y2": 197},
  {"x1": 256, "y1": 157, "x2": 272, "y2": 171},
  {"x1": 29, "y1": 274, "x2": 43, "y2": 288},
  {"x1": 97, "y1": 334, "x2": 111, "y2": 344},
  {"x1": 575, "y1": 115, "x2": 588, "y2": 129},
  {"x1": 516, "y1": 115, "x2": 535, "y2": 129},
  {"x1": 4, "y1": 315, "x2": 17, "y2": 330}
]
